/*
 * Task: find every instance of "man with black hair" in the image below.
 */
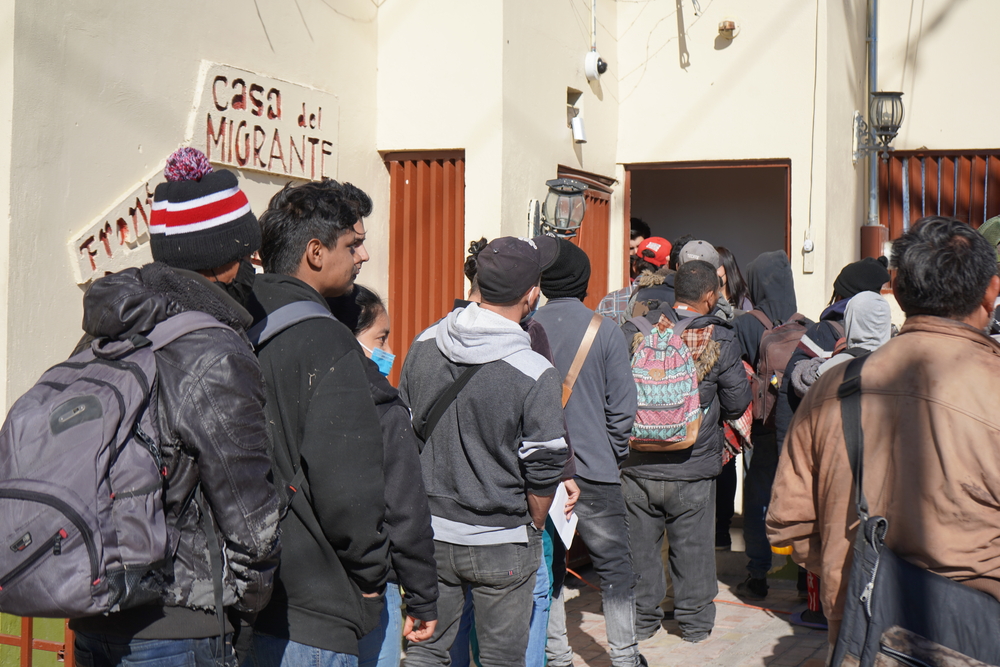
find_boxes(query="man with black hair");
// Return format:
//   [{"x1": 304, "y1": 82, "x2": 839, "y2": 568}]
[
  {"x1": 400, "y1": 237, "x2": 568, "y2": 667},
  {"x1": 248, "y1": 179, "x2": 391, "y2": 666},
  {"x1": 620, "y1": 261, "x2": 750, "y2": 644},
  {"x1": 768, "y1": 216, "x2": 1000, "y2": 643},
  {"x1": 629, "y1": 218, "x2": 652, "y2": 259},
  {"x1": 534, "y1": 239, "x2": 643, "y2": 667}
]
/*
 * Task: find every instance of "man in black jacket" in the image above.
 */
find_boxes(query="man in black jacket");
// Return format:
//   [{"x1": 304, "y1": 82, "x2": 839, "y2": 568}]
[
  {"x1": 621, "y1": 260, "x2": 751, "y2": 643},
  {"x1": 731, "y1": 251, "x2": 798, "y2": 601},
  {"x1": 248, "y1": 179, "x2": 390, "y2": 665},
  {"x1": 70, "y1": 148, "x2": 280, "y2": 667}
]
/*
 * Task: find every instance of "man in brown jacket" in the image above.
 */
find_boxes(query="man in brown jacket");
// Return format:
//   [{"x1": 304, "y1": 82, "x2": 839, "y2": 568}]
[{"x1": 766, "y1": 216, "x2": 1000, "y2": 642}]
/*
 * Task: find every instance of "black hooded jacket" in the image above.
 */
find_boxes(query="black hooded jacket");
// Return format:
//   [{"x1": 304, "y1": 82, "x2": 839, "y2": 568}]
[
  {"x1": 363, "y1": 361, "x2": 438, "y2": 622},
  {"x1": 70, "y1": 264, "x2": 280, "y2": 639},
  {"x1": 248, "y1": 274, "x2": 390, "y2": 655},
  {"x1": 733, "y1": 251, "x2": 799, "y2": 368}
]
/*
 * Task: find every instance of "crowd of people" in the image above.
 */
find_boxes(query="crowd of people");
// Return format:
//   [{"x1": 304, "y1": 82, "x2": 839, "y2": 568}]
[{"x1": 29, "y1": 146, "x2": 1000, "y2": 667}]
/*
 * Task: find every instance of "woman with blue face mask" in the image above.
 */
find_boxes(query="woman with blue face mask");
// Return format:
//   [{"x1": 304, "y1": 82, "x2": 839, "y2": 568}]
[
  {"x1": 351, "y1": 286, "x2": 396, "y2": 377},
  {"x1": 329, "y1": 285, "x2": 439, "y2": 667}
]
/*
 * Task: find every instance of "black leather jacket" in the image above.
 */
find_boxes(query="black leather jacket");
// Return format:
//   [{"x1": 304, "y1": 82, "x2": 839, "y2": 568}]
[{"x1": 71, "y1": 263, "x2": 280, "y2": 638}]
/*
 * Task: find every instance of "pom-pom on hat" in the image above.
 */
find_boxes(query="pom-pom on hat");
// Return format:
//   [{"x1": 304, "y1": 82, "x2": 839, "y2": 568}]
[{"x1": 149, "y1": 147, "x2": 261, "y2": 272}]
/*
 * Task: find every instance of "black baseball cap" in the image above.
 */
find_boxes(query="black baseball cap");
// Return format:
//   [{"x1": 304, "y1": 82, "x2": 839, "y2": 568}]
[{"x1": 477, "y1": 237, "x2": 542, "y2": 304}]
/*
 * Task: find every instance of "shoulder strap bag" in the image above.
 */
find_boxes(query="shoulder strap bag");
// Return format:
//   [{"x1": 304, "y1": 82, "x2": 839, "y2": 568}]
[{"x1": 832, "y1": 355, "x2": 1000, "y2": 667}]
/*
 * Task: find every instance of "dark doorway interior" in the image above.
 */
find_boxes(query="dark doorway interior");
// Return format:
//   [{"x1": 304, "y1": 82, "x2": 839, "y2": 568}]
[{"x1": 627, "y1": 162, "x2": 790, "y2": 272}]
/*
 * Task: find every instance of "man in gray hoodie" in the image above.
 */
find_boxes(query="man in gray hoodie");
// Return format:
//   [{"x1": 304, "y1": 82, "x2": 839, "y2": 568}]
[
  {"x1": 400, "y1": 237, "x2": 569, "y2": 667},
  {"x1": 533, "y1": 239, "x2": 644, "y2": 667}
]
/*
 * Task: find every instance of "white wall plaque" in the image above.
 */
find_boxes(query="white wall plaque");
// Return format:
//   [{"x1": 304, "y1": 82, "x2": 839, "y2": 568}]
[
  {"x1": 68, "y1": 168, "x2": 161, "y2": 285},
  {"x1": 191, "y1": 63, "x2": 339, "y2": 180}
]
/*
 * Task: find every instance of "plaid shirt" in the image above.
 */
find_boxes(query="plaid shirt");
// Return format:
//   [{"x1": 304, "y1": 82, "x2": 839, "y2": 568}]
[{"x1": 596, "y1": 278, "x2": 640, "y2": 324}]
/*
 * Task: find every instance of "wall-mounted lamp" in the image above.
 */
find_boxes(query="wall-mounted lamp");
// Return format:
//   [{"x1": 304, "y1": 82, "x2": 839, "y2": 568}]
[
  {"x1": 541, "y1": 178, "x2": 587, "y2": 238},
  {"x1": 718, "y1": 19, "x2": 739, "y2": 39},
  {"x1": 854, "y1": 91, "x2": 904, "y2": 162}
]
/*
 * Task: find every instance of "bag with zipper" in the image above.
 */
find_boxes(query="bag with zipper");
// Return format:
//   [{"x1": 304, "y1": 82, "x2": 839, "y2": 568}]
[
  {"x1": 748, "y1": 309, "x2": 809, "y2": 426},
  {"x1": 0, "y1": 311, "x2": 230, "y2": 618},
  {"x1": 626, "y1": 313, "x2": 702, "y2": 452},
  {"x1": 831, "y1": 355, "x2": 1000, "y2": 667}
]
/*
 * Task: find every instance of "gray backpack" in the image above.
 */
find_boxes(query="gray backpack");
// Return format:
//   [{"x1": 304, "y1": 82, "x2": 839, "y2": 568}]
[{"x1": 0, "y1": 311, "x2": 230, "y2": 618}]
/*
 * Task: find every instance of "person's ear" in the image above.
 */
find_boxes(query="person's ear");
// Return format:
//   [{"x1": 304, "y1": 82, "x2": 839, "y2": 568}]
[
  {"x1": 304, "y1": 238, "x2": 325, "y2": 271},
  {"x1": 982, "y1": 274, "x2": 1000, "y2": 316}
]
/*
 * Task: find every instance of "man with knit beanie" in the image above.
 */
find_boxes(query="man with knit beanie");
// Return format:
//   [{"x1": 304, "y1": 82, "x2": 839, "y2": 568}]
[
  {"x1": 70, "y1": 147, "x2": 281, "y2": 666},
  {"x1": 246, "y1": 179, "x2": 392, "y2": 666},
  {"x1": 533, "y1": 239, "x2": 645, "y2": 667},
  {"x1": 400, "y1": 237, "x2": 568, "y2": 667}
]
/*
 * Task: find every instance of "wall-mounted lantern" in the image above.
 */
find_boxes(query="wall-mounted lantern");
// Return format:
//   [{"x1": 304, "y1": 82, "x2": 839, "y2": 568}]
[
  {"x1": 854, "y1": 91, "x2": 905, "y2": 162},
  {"x1": 541, "y1": 178, "x2": 587, "y2": 237}
]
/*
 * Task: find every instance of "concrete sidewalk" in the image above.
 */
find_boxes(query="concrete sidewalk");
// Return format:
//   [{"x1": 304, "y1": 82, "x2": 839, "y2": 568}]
[{"x1": 561, "y1": 552, "x2": 829, "y2": 667}]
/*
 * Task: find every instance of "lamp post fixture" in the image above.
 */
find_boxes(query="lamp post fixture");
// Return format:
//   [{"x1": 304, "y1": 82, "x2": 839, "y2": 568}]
[
  {"x1": 541, "y1": 178, "x2": 588, "y2": 238},
  {"x1": 854, "y1": 91, "x2": 905, "y2": 162}
]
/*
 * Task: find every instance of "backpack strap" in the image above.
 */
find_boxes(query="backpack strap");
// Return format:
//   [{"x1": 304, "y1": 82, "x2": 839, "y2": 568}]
[
  {"x1": 146, "y1": 312, "x2": 233, "y2": 351},
  {"x1": 750, "y1": 309, "x2": 773, "y2": 331},
  {"x1": 837, "y1": 354, "x2": 871, "y2": 521},
  {"x1": 413, "y1": 365, "x2": 483, "y2": 441},
  {"x1": 247, "y1": 301, "x2": 337, "y2": 348},
  {"x1": 627, "y1": 315, "x2": 654, "y2": 337},
  {"x1": 562, "y1": 314, "x2": 604, "y2": 408}
]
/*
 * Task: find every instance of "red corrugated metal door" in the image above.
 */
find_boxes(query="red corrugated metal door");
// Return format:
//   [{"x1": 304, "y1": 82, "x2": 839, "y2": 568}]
[
  {"x1": 385, "y1": 151, "x2": 466, "y2": 385},
  {"x1": 558, "y1": 167, "x2": 615, "y2": 311},
  {"x1": 879, "y1": 150, "x2": 1000, "y2": 239}
]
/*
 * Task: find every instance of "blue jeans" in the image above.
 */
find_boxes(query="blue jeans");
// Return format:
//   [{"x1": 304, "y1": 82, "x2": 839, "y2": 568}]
[
  {"x1": 358, "y1": 582, "x2": 403, "y2": 667},
  {"x1": 249, "y1": 634, "x2": 357, "y2": 667},
  {"x1": 622, "y1": 474, "x2": 717, "y2": 641},
  {"x1": 74, "y1": 632, "x2": 237, "y2": 667},
  {"x1": 403, "y1": 533, "x2": 541, "y2": 667},
  {"x1": 525, "y1": 527, "x2": 553, "y2": 667},
  {"x1": 744, "y1": 430, "x2": 779, "y2": 579},
  {"x1": 547, "y1": 479, "x2": 640, "y2": 667}
]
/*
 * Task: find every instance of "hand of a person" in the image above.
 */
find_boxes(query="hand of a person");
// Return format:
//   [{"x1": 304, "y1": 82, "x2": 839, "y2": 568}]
[
  {"x1": 563, "y1": 478, "x2": 580, "y2": 518},
  {"x1": 403, "y1": 616, "x2": 437, "y2": 643}
]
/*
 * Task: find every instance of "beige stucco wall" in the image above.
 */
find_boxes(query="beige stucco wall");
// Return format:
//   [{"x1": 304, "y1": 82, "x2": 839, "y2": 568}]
[
  {"x1": 0, "y1": 1, "x2": 14, "y2": 411},
  {"x1": 6, "y1": 0, "x2": 385, "y2": 404},
  {"x1": 879, "y1": 0, "x2": 1000, "y2": 152},
  {"x1": 616, "y1": 0, "x2": 868, "y2": 320}
]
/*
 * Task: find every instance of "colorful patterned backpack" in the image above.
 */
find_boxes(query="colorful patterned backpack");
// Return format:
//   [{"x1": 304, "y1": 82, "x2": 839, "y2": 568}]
[{"x1": 626, "y1": 314, "x2": 703, "y2": 452}]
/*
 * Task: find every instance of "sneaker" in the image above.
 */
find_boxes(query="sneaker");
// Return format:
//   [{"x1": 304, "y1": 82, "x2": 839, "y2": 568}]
[
  {"x1": 735, "y1": 576, "x2": 768, "y2": 601},
  {"x1": 790, "y1": 609, "x2": 828, "y2": 630},
  {"x1": 715, "y1": 534, "x2": 732, "y2": 551}
]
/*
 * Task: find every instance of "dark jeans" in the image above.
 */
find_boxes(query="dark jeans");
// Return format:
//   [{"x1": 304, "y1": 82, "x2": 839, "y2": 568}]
[
  {"x1": 547, "y1": 479, "x2": 640, "y2": 667},
  {"x1": 622, "y1": 474, "x2": 718, "y2": 640},
  {"x1": 75, "y1": 632, "x2": 237, "y2": 667},
  {"x1": 403, "y1": 532, "x2": 541, "y2": 667},
  {"x1": 743, "y1": 430, "x2": 779, "y2": 579},
  {"x1": 715, "y1": 457, "x2": 737, "y2": 546}
]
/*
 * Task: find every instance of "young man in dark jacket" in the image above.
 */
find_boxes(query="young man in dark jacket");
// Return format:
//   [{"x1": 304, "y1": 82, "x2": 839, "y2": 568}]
[
  {"x1": 70, "y1": 148, "x2": 280, "y2": 667},
  {"x1": 731, "y1": 250, "x2": 798, "y2": 601},
  {"x1": 400, "y1": 237, "x2": 568, "y2": 667},
  {"x1": 620, "y1": 260, "x2": 751, "y2": 643},
  {"x1": 532, "y1": 239, "x2": 643, "y2": 667},
  {"x1": 248, "y1": 179, "x2": 391, "y2": 665}
]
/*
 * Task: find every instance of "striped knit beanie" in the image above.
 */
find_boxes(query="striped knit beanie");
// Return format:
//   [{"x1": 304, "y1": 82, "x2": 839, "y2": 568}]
[{"x1": 149, "y1": 147, "x2": 261, "y2": 271}]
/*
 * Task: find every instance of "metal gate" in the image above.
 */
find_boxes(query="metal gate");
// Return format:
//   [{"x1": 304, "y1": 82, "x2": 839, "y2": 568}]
[
  {"x1": 385, "y1": 151, "x2": 466, "y2": 385},
  {"x1": 0, "y1": 617, "x2": 74, "y2": 666},
  {"x1": 879, "y1": 150, "x2": 1000, "y2": 238}
]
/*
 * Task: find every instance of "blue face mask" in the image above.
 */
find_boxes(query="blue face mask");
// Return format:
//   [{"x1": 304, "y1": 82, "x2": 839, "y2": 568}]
[{"x1": 361, "y1": 341, "x2": 396, "y2": 377}]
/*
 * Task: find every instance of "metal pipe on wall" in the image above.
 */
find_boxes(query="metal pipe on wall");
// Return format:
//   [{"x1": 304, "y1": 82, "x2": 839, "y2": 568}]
[{"x1": 866, "y1": 0, "x2": 879, "y2": 227}]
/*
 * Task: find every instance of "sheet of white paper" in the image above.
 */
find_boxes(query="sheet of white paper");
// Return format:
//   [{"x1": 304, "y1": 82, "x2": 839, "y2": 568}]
[{"x1": 547, "y1": 481, "x2": 579, "y2": 550}]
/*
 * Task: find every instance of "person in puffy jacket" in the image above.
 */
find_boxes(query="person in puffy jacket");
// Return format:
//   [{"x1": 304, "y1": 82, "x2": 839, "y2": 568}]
[{"x1": 70, "y1": 148, "x2": 280, "y2": 667}]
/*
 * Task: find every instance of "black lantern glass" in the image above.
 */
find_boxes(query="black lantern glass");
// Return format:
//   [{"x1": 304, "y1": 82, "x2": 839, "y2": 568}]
[
  {"x1": 542, "y1": 178, "x2": 587, "y2": 237},
  {"x1": 869, "y1": 92, "x2": 904, "y2": 146}
]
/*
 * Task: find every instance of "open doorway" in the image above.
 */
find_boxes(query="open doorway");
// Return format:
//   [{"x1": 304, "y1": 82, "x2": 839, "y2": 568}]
[{"x1": 625, "y1": 160, "x2": 791, "y2": 273}]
